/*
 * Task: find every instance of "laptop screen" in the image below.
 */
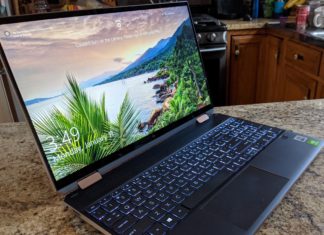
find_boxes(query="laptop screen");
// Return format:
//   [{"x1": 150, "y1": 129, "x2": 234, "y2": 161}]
[{"x1": 0, "y1": 3, "x2": 211, "y2": 188}]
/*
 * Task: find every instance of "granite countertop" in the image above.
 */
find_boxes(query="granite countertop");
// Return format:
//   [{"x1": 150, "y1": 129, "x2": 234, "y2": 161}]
[
  {"x1": 1, "y1": 100, "x2": 324, "y2": 235},
  {"x1": 222, "y1": 18, "x2": 279, "y2": 30}
]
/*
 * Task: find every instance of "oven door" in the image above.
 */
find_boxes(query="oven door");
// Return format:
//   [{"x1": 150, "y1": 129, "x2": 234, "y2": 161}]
[{"x1": 200, "y1": 45, "x2": 227, "y2": 106}]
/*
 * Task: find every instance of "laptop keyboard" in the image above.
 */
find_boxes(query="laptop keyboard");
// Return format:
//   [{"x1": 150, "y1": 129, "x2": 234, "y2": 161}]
[{"x1": 85, "y1": 117, "x2": 282, "y2": 235}]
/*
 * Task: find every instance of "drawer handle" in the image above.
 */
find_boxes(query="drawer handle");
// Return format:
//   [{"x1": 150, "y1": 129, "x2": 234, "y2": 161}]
[{"x1": 294, "y1": 53, "x2": 304, "y2": 61}]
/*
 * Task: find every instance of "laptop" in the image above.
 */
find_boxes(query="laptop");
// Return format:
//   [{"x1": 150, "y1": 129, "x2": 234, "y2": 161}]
[{"x1": 0, "y1": 2, "x2": 322, "y2": 235}]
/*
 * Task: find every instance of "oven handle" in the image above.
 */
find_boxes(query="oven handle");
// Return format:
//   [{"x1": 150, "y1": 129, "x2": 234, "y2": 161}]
[{"x1": 199, "y1": 47, "x2": 226, "y2": 53}]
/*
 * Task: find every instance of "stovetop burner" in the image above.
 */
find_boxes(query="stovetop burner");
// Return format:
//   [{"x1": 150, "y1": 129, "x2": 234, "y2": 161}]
[
  {"x1": 192, "y1": 14, "x2": 227, "y2": 46},
  {"x1": 193, "y1": 14, "x2": 227, "y2": 32}
]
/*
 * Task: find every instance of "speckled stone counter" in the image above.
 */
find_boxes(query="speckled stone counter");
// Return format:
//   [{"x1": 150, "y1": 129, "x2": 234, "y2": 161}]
[
  {"x1": 222, "y1": 18, "x2": 279, "y2": 30},
  {"x1": 1, "y1": 100, "x2": 323, "y2": 235}
]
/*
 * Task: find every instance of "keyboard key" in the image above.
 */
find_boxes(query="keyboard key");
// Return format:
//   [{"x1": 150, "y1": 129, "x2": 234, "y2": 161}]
[
  {"x1": 142, "y1": 188, "x2": 156, "y2": 198},
  {"x1": 183, "y1": 172, "x2": 196, "y2": 180},
  {"x1": 137, "y1": 179, "x2": 151, "y2": 189},
  {"x1": 199, "y1": 161, "x2": 211, "y2": 169},
  {"x1": 132, "y1": 194, "x2": 146, "y2": 206},
  {"x1": 146, "y1": 223, "x2": 167, "y2": 235},
  {"x1": 119, "y1": 203, "x2": 135, "y2": 215},
  {"x1": 180, "y1": 164, "x2": 192, "y2": 172},
  {"x1": 171, "y1": 206, "x2": 189, "y2": 219},
  {"x1": 124, "y1": 216, "x2": 154, "y2": 235},
  {"x1": 146, "y1": 173, "x2": 160, "y2": 183},
  {"x1": 171, "y1": 169, "x2": 183, "y2": 178},
  {"x1": 126, "y1": 186, "x2": 141, "y2": 197},
  {"x1": 191, "y1": 166, "x2": 203, "y2": 175},
  {"x1": 187, "y1": 158, "x2": 198, "y2": 166},
  {"x1": 219, "y1": 156, "x2": 231, "y2": 164},
  {"x1": 166, "y1": 163, "x2": 177, "y2": 171},
  {"x1": 131, "y1": 206, "x2": 149, "y2": 219},
  {"x1": 175, "y1": 157, "x2": 186, "y2": 165},
  {"x1": 160, "y1": 200, "x2": 176, "y2": 212},
  {"x1": 99, "y1": 196, "x2": 112, "y2": 205},
  {"x1": 143, "y1": 198, "x2": 159, "y2": 210},
  {"x1": 174, "y1": 178, "x2": 187, "y2": 187},
  {"x1": 102, "y1": 210, "x2": 122, "y2": 227},
  {"x1": 206, "y1": 167, "x2": 218, "y2": 176},
  {"x1": 115, "y1": 192, "x2": 131, "y2": 204},
  {"x1": 86, "y1": 203, "x2": 100, "y2": 213},
  {"x1": 213, "y1": 161, "x2": 225, "y2": 170},
  {"x1": 155, "y1": 192, "x2": 169, "y2": 202},
  {"x1": 171, "y1": 193, "x2": 185, "y2": 204},
  {"x1": 113, "y1": 215, "x2": 137, "y2": 234},
  {"x1": 180, "y1": 186, "x2": 194, "y2": 196},
  {"x1": 91, "y1": 207, "x2": 106, "y2": 220},
  {"x1": 159, "y1": 214, "x2": 178, "y2": 229},
  {"x1": 163, "y1": 175, "x2": 175, "y2": 184},
  {"x1": 158, "y1": 168, "x2": 169, "y2": 176},
  {"x1": 149, "y1": 208, "x2": 165, "y2": 221},
  {"x1": 112, "y1": 189, "x2": 123, "y2": 198},
  {"x1": 165, "y1": 184, "x2": 178, "y2": 195},
  {"x1": 198, "y1": 173, "x2": 211, "y2": 183},
  {"x1": 190, "y1": 179, "x2": 203, "y2": 189},
  {"x1": 233, "y1": 158, "x2": 246, "y2": 166},
  {"x1": 154, "y1": 180, "x2": 166, "y2": 190},
  {"x1": 102, "y1": 200, "x2": 119, "y2": 213},
  {"x1": 226, "y1": 163, "x2": 240, "y2": 172}
]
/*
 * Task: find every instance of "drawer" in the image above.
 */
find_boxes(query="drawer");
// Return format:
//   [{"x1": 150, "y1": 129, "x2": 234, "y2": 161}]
[{"x1": 285, "y1": 40, "x2": 321, "y2": 75}]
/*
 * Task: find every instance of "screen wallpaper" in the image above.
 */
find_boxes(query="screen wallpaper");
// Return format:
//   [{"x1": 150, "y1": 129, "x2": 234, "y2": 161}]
[{"x1": 0, "y1": 6, "x2": 210, "y2": 181}]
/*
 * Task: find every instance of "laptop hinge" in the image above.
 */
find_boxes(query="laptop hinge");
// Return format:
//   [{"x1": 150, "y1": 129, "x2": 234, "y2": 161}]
[
  {"x1": 196, "y1": 113, "x2": 209, "y2": 124},
  {"x1": 78, "y1": 172, "x2": 102, "y2": 190}
]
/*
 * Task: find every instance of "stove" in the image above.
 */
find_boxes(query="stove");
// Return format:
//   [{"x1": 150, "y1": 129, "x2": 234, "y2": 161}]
[
  {"x1": 192, "y1": 14, "x2": 227, "y2": 48},
  {"x1": 192, "y1": 14, "x2": 228, "y2": 106}
]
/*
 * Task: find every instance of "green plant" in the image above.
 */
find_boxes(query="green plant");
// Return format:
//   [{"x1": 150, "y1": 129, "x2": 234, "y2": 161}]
[{"x1": 33, "y1": 74, "x2": 141, "y2": 180}]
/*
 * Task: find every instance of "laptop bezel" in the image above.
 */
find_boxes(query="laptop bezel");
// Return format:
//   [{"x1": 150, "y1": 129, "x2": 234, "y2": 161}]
[{"x1": 0, "y1": 2, "x2": 214, "y2": 192}]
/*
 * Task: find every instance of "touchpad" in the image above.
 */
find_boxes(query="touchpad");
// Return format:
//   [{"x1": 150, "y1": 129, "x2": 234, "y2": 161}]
[{"x1": 204, "y1": 166, "x2": 288, "y2": 230}]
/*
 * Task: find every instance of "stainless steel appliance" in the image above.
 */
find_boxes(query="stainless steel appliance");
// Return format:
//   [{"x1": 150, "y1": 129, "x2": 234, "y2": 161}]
[{"x1": 193, "y1": 14, "x2": 227, "y2": 106}]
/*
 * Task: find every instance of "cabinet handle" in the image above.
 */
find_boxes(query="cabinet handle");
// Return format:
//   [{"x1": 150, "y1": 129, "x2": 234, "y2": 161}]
[
  {"x1": 304, "y1": 96, "x2": 308, "y2": 100},
  {"x1": 275, "y1": 49, "x2": 280, "y2": 64},
  {"x1": 294, "y1": 53, "x2": 304, "y2": 61},
  {"x1": 234, "y1": 45, "x2": 240, "y2": 57}
]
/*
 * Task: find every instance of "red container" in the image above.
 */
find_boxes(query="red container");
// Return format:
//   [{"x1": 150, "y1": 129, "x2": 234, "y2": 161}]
[
  {"x1": 296, "y1": 5, "x2": 310, "y2": 15},
  {"x1": 296, "y1": 5, "x2": 310, "y2": 30},
  {"x1": 296, "y1": 14, "x2": 308, "y2": 30}
]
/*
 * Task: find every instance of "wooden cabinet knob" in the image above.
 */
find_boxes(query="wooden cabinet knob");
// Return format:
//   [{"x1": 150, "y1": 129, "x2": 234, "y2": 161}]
[{"x1": 294, "y1": 54, "x2": 298, "y2": 60}]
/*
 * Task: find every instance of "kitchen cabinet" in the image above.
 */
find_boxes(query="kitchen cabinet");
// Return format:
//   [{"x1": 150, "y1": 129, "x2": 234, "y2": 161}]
[
  {"x1": 227, "y1": 28, "x2": 324, "y2": 104},
  {"x1": 256, "y1": 35, "x2": 283, "y2": 102},
  {"x1": 316, "y1": 81, "x2": 324, "y2": 98},
  {"x1": 282, "y1": 65, "x2": 317, "y2": 101},
  {"x1": 229, "y1": 34, "x2": 266, "y2": 105}
]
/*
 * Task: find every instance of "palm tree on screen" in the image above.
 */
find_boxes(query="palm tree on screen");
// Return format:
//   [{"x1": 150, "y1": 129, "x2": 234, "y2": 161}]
[{"x1": 33, "y1": 74, "x2": 140, "y2": 179}]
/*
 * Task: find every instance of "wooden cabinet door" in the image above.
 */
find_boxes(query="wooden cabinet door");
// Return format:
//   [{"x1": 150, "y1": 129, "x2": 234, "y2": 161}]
[
  {"x1": 257, "y1": 35, "x2": 282, "y2": 103},
  {"x1": 282, "y1": 65, "x2": 316, "y2": 101},
  {"x1": 229, "y1": 35, "x2": 266, "y2": 105},
  {"x1": 315, "y1": 81, "x2": 324, "y2": 98}
]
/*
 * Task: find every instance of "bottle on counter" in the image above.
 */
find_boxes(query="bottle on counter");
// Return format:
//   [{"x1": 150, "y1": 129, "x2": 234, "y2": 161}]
[
  {"x1": 274, "y1": 0, "x2": 285, "y2": 18},
  {"x1": 252, "y1": 0, "x2": 260, "y2": 18},
  {"x1": 263, "y1": 0, "x2": 274, "y2": 18}
]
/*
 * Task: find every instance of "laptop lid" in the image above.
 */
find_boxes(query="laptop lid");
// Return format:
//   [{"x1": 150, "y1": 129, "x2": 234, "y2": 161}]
[{"x1": 0, "y1": 2, "x2": 213, "y2": 192}]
